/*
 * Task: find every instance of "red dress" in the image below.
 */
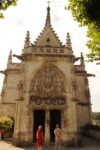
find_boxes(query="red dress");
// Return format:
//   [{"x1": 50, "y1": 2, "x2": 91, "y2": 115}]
[{"x1": 36, "y1": 129, "x2": 44, "y2": 146}]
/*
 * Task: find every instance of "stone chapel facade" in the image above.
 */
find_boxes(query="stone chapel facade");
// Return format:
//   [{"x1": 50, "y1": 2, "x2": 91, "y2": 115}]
[{"x1": 0, "y1": 6, "x2": 93, "y2": 146}]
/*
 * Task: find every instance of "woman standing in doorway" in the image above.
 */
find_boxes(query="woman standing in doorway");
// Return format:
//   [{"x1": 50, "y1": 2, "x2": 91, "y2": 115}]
[{"x1": 36, "y1": 125, "x2": 44, "y2": 150}]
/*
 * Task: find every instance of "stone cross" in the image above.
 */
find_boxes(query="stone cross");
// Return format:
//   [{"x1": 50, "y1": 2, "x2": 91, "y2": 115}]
[{"x1": 47, "y1": 0, "x2": 50, "y2": 6}]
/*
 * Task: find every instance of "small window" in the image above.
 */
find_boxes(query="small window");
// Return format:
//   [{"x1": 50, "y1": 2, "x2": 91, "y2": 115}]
[{"x1": 46, "y1": 38, "x2": 50, "y2": 42}]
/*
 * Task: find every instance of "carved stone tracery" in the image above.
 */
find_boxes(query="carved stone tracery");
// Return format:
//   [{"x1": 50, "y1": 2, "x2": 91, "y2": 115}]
[
  {"x1": 30, "y1": 96, "x2": 65, "y2": 106},
  {"x1": 31, "y1": 63, "x2": 66, "y2": 97}
]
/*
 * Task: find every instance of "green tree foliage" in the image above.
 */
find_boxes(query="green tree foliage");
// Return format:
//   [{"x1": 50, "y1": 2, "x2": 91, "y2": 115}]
[
  {"x1": 0, "y1": 0, "x2": 18, "y2": 18},
  {"x1": 0, "y1": 116, "x2": 14, "y2": 132},
  {"x1": 67, "y1": 0, "x2": 100, "y2": 64},
  {"x1": 92, "y1": 112, "x2": 100, "y2": 120}
]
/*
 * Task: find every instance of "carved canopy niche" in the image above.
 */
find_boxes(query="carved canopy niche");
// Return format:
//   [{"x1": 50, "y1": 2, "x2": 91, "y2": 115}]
[{"x1": 31, "y1": 63, "x2": 66, "y2": 97}]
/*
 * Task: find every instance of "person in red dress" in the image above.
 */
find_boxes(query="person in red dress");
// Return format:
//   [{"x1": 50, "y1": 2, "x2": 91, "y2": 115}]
[
  {"x1": 36, "y1": 125, "x2": 44, "y2": 150},
  {"x1": 0, "y1": 128, "x2": 6, "y2": 140}
]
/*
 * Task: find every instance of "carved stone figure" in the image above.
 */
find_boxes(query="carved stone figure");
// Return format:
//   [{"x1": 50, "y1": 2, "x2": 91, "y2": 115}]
[{"x1": 31, "y1": 63, "x2": 65, "y2": 97}]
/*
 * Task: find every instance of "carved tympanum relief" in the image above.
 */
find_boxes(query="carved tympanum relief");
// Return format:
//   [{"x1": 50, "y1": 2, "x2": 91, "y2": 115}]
[{"x1": 31, "y1": 63, "x2": 66, "y2": 97}]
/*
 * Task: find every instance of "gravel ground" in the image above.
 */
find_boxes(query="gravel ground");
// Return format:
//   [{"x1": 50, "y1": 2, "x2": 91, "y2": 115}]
[{"x1": 0, "y1": 137, "x2": 100, "y2": 150}]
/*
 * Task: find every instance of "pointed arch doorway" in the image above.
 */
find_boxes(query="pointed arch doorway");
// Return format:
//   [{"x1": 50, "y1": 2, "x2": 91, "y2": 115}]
[{"x1": 50, "y1": 110, "x2": 61, "y2": 142}]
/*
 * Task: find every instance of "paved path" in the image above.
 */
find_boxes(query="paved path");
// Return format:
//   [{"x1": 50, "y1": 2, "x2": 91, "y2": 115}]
[{"x1": 0, "y1": 137, "x2": 100, "y2": 150}]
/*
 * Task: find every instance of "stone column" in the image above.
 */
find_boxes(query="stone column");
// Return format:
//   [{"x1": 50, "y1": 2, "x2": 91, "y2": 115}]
[
  {"x1": 13, "y1": 99, "x2": 22, "y2": 145},
  {"x1": 26, "y1": 106, "x2": 33, "y2": 142},
  {"x1": 45, "y1": 110, "x2": 50, "y2": 144},
  {"x1": 15, "y1": 101, "x2": 20, "y2": 132}
]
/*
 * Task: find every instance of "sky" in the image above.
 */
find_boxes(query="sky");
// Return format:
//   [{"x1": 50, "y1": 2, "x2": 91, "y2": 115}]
[{"x1": 0, "y1": 0, "x2": 99, "y2": 112}]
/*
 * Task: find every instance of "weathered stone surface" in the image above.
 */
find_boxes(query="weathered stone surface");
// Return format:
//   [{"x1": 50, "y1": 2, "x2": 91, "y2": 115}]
[{"x1": 0, "y1": 6, "x2": 92, "y2": 146}]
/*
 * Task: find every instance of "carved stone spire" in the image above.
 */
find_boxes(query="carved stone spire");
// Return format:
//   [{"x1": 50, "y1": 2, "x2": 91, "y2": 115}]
[
  {"x1": 45, "y1": 2, "x2": 51, "y2": 27},
  {"x1": 24, "y1": 30, "x2": 30, "y2": 48},
  {"x1": 66, "y1": 32, "x2": 72, "y2": 49},
  {"x1": 7, "y1": 50, "x2": 12, "y2": 65}
]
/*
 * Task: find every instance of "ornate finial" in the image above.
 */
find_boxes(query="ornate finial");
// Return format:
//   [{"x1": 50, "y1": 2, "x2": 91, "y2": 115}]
[
  {"x1": 24, "y1": 30, "x2": 30, "y2": 48},
  {"x1": 47, "y1": 0, "x2": 50, "y2": 7},
  {"x1": 7, "y1": 50, "x2": 12, "y2": 68},
  {"x1": 47, "y1": 0, "x2": 50, "y2": 16},
  {"x1": 66, "y1": 32, "x2": 72, "y2": 49},
  {"x1": 80, "y1": 52, "x2": 85, "y2": 66},
  {"x1": 81, "y1": 52, "x2": 83, "y2": 58},
  {"x1": 45, "y1": 1, "x2": 51, "y2": 27},
  {"x1": 8, "y1": 50, "x2": 12, "y2": 64},
  {"x1": 9, "y1": 50, "x2": 12, "y2": 57}
]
